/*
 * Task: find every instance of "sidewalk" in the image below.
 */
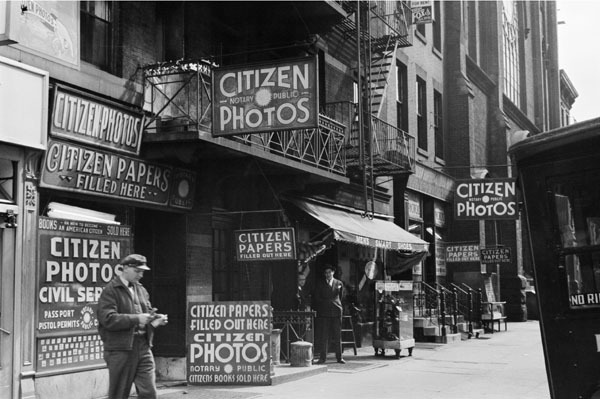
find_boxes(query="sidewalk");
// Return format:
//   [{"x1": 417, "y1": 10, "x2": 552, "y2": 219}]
[{"x1": 154, "y1": 320, "x2": 550, "y2": 399}]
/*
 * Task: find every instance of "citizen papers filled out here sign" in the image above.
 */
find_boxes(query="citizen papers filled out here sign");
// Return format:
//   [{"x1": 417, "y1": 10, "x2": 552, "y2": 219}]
[
  {"x1": 454, "y1": 178, "x2": 518, "y2": 220},
  {"x1": 234, "y1": 228, "x2": 296, "y2": 261},
  {"x1": 445, "y1": 244, "x2": 481, "y2": 263},
  {"x1": 480, "y1": 248, "x2": 512, "y2": 264},
  {"x1": 187, "y1": 301, "x2": 271, "y2": 385},
  {"x1": 212, "y1": 57, "x2": 318, "y2": 136}
]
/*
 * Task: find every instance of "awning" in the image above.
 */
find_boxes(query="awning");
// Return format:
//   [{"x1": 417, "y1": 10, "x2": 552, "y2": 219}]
[{"x1": 288, "y1": 199, "x2": 429, "y2": 253}]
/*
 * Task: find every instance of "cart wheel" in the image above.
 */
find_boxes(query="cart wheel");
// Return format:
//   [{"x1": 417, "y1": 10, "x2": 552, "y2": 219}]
[
  {"x1": 408, "y1": 348, "x2": 413, "y2": 356},
  {"x1": 395, "y1": 349, "x2": 400, "y2": 358}
]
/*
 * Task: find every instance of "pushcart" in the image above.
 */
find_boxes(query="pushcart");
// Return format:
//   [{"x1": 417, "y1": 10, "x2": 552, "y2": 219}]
[{"x1": 373, "y1": 280, "x2": 415, "y2": 358}]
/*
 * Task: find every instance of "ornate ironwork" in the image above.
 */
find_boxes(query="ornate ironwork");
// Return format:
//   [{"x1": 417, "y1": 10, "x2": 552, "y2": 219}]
[{"x1": 272, "y1": 310, "x2": 316, "y2": 363}]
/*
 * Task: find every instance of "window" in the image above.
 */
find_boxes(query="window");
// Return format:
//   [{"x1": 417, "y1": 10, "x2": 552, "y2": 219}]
[
  {"x1": 502, "y1": 0, "x2": 520, "y2": 106},
  {"x1": 0, "y1": 159, "x2": 16, "y2": 204},
  {"x1": 466, "y1": 1, "x2": 478, "y2": 60},
  {"x1": 80, "y1": 1, "x2": 114, "y2": 72},
  {"x1": 416, "y1": 22, "x2": 426, "y2": 38},
  {"x1": 433, "y1": 1, "x2": 442, "y2": 52},
  {"x1": 416, "y1": 77, "x2": 427, "y2": 151},
  {"x1": 396, "y1": 61, "x2": 408, "y2": 132},
  {"x1": 434, "y1": 90, "x2": 443, "y2": 160}
]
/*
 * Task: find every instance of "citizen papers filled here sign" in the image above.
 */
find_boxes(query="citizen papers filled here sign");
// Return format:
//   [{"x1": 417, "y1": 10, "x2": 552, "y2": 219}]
[
  {"x1": 187, "y1": 301, "x2": 272, "y2": 385},
  {"x1": 212, "y1": 57, "x2": 318, "y2": 136},
  {"x1": 445, "y1": 244, "x2": 481, "y2": 263},
  {"x1": 234, "y1": 228, "x2": 296, "y2": 261},
  {"x1": 480, "y1": 248, "x2": 512, "y2": 264},
  {"x1": 40, "y1": 139, "x2": 195, "y2": 209},
  {"x1": 454, "y1": 178, "x2": 518, "y2": 220}
]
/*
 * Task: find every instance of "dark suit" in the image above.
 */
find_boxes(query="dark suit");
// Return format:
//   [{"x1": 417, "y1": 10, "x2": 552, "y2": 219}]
[{"x1": 312, "y1": 277, "x2": 344, "y2": 361}]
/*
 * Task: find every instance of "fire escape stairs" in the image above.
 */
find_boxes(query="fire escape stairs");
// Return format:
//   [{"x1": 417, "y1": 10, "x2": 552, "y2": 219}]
[{"x1": 369, "y1": 37, "x2": 398, "y2": 118}]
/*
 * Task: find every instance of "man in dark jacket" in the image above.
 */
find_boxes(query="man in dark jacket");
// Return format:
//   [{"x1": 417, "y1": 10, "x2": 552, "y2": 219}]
[
  {"x1": 312, "y1": 264, "x2": 345, "y2": 364},
  {"x1": 97, "y1": 254, "x2": 168, "y2": 399}
]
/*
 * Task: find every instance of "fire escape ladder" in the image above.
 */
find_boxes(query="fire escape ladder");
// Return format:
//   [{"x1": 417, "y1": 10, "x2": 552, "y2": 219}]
[{"x1": 369, "y1": 38, "x2": 398, "y2": 118}]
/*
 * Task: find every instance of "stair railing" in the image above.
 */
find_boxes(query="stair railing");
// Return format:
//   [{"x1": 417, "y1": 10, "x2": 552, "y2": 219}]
[
  {"x1": 451, "y1": 283, "x2": 472, "y2": 336},
  {"x1": 436, "y1": 283, "x2": 456, "y2": 334},
  {"x1": 461, "y1": 283, "x2": 484, "y2": 330}
]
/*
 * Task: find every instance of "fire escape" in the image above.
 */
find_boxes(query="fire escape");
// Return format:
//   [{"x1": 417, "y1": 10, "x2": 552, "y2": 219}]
[{"x1": 325, "y1": 1, "x2": 415, "y2": 215}]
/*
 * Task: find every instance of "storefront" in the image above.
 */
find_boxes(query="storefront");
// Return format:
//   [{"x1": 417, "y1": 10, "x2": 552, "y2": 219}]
[
  {"x1": 283, "y1": 197, "x2": 429, "y2": 330},
  {"x1": 13, "y1": 83, "x2": 196, "y2": 399}
]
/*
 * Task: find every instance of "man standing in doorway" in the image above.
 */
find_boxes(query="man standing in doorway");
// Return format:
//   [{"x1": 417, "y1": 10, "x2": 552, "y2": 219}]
[
  {"x1": 313, "y1": 264, "x2": 345, "y2": 364},
  {"x1": 97, "y1": 254, "x2": 168, "y2": 399}
]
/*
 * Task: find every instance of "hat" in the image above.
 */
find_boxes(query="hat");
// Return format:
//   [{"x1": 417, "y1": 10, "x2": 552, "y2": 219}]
[
  {"x1": 120, "y1": 254, "x2": 150, "y2": 271},
  {"x1": 323, "y1": 264, "x2": 336, "y2": 272}
]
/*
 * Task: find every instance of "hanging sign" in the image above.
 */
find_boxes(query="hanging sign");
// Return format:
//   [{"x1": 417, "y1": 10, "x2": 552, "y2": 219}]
[
  {"x1": 480, "y1": 247, "x2": 512, "y2": 264},
  {"x1": 411, "y1": 1, "x2": 433, "y2": 25},
  {"x1": 187, "y1": 301, "x2": 272, "y2": 386},
  {"x1": 454, "y1": 178, "x2": 518, "y2": 220},
  {"x1": 234, "y1": 228, "x2": 296, "y2": 261},
  {"x1": 445, "y1": 244, "x2": 481, "y2": 263},
  {"x1": 212, "y1": 57, "x2": 318, "y2": 137}
]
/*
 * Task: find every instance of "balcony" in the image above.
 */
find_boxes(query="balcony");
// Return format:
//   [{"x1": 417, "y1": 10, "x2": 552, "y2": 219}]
[
  {"x1": 325, "y1": 102, "x2": 415, "y2": 176},
  {"x1": 142, "y1": 60, "x2": 347, "y2": 177}
]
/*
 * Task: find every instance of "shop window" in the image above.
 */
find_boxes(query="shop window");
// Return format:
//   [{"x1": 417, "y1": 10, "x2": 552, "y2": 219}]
[{"x1": 80, "y1": 1, "x2": 114, "y2": 72}]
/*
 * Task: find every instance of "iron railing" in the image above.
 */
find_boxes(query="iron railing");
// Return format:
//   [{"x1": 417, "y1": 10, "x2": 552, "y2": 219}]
[
  {"x1": 414, "y1": 281, "x2": 443, "y2": 336},
  {"x1": 324, "y1": 101, "x2": 415, "y2": 175},
  {"x1": 143, "y1": 61, "x2": 347, "y2": 176},
  {"x1": 272, "y1": 311, "x2": 316, "y2": 363}
]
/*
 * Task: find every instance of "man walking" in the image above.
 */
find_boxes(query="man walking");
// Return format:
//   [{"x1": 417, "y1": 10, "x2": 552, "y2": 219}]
[
  {"x1": 312, "y1": 264, "x2": 345, "y2": 364},
  {"x1": 97, "y1": 254, "x2": 168, "y2": 399}
]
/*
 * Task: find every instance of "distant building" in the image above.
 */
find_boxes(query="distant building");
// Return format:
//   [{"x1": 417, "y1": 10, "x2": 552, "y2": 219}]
[{"x1": 560, "y1": 69, "x2": 579, "y2": 126}]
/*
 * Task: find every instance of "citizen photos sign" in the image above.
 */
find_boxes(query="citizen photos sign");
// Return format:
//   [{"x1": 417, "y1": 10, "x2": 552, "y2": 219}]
[
  {"x1": 212, "y1": 57, "x2": 318, "y2": 136},
  {"x1": 454, "y1": 178, "x2": 518, "y2": 220}
]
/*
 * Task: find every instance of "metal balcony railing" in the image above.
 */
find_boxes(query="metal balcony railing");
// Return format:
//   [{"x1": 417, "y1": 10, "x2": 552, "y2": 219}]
[
  {"x1": 324, "y1": 101, "x2": 416, "y2": 175},
  {"x1": 142, "y1": 61, "x2": 347, "y2": 176}
]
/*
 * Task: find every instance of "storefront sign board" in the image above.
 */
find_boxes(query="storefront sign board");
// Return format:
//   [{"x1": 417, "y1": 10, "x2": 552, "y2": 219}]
[
  {"x1": 234, "y1": 228, "x2": 296, "y2": 261},
  {"x1": 36, "y1": 217, "x2": 132, "y2": 371},
  {"x1": 454, "y1": 178, "x2": 518, "y2": 220},
  {"x1": 412, "y1": 0, "x2": 433, "y2": 25},
  {"x1": 50, "y1": 85, "x2": 144, "y2": 156},
  {"x1": 445, "y1": 244, "x2": 481, "y2": 263},
  {"x1": 212, "y1": 57, "x2": 318, "y2": 136},
  {"x1": 187, "y1": 301, "x2": 272, "y2": 385},
  {"x1": 40, "y1": 139, "x2": 196, "y2": 209}
]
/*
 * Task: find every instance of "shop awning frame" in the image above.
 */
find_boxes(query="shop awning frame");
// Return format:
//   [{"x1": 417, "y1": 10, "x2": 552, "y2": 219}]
[{"x1": 287, "y1": 198, "x2": 429, "y2": 253}]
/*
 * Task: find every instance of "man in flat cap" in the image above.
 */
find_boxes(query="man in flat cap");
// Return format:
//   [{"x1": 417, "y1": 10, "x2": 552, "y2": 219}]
[{"x1": 97, "y1": 254, "x2": 168, "y2": 399}]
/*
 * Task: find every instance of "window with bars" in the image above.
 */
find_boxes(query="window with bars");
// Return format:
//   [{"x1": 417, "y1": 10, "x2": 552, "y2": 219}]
[
  {"x1": 434, "y1": 90, "x2": 443, "y2": 160},
  {"x1": 502, "y1": 0, "x2": 520, "y2": 107},
  {"x1": 80, "y1": 1, "x2": 114, "y2": 72},
  {"x1": 416, "y1": 77, "x2": 428, "y2": 151}
]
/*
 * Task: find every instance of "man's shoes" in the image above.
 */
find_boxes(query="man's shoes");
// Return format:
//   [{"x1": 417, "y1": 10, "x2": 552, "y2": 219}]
[
  {"x1": 337, "y1": 359, "x2": 346, "y2": 364},
  {"x1": 314, "y1": 359, "x2": 326, "y2": 364}
]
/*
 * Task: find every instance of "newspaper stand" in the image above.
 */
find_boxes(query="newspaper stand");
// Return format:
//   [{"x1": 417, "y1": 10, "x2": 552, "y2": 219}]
[{"x1": 373, "y1": 280, "x2": 415, "y2": 358}]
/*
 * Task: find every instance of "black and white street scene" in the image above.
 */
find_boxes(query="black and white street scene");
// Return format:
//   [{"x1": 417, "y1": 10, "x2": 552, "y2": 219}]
[{"x1": 1, "y1": 1, "x2": 599, "y2": 398}]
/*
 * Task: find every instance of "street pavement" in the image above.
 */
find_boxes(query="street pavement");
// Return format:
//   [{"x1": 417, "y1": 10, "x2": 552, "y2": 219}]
[{"x1": 153, "y1": 320, "x2": 550, "y2": 399}]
